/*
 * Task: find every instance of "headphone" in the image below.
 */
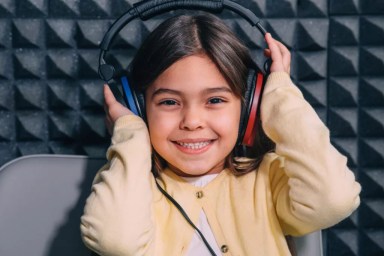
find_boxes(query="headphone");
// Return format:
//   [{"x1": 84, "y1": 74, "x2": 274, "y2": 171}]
[{"x1": 98, "y1": 0, "x2": 271, "y2": 148}]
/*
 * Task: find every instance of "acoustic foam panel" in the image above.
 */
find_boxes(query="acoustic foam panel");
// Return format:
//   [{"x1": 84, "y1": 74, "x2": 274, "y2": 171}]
[{"x1": 0, "y1": 0, "x2": 383, "y2": 255}]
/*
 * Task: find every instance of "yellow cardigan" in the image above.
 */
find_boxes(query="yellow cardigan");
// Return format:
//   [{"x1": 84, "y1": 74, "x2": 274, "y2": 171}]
[{"x1": 81, "y1": 72, "x2": 361, "y2": 256}]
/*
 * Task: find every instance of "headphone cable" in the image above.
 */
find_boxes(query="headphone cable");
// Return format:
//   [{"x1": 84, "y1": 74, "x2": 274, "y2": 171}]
[{"x1": 154, "y1": 177, "x2": 217, "y2": 256}]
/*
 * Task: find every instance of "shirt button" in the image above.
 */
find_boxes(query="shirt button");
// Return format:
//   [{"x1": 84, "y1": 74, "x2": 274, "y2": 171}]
[
  {"x1": 196, "y1": 191, "x2": 204, "y2": 199},
  {"x1": 221, "y1": 245, "x2": 229, "y2": 253}
]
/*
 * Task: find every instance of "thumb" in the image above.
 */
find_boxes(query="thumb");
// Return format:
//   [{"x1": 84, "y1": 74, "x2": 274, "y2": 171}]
[
  {"x1": 103, "y1": 84, "x2": 134, "y2": 122},
  {"x1": 104, "y1": 84, "x2": 117, "y2": 106}
]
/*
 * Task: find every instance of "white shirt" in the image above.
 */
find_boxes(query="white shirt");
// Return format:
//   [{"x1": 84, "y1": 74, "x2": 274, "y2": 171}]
[{"x1": 183, "y1": 174, "x2": 222, "y2": 256}]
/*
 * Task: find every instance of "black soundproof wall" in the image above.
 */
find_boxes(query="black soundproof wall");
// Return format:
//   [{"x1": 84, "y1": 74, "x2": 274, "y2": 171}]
[{"x1": 0, "y1": 0, "x2": 383, "y2": 255}]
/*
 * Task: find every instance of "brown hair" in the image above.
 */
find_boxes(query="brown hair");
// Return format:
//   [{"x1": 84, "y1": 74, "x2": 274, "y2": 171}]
[{"x1": 130, "y1": 13, "x2": 275, "y2": 175}]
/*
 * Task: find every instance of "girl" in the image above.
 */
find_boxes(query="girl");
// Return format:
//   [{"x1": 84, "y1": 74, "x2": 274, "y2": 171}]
[{"x1": 81, "y1": 14, "x2": 361, "y2": 256}]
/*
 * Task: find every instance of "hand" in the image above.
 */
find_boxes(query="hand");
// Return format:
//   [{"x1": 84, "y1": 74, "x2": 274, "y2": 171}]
[
  {"x1": 104, "y1": 84, "x2": 133, "y2": 135},
  {"x1": 263, "y1": 33, "x2": 291, "y2": 74}
]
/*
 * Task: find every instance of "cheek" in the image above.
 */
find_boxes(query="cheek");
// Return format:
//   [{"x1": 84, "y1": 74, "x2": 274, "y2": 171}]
[
  {"x1": 147, "y1": 111, "x2": 175, "y2": 145},
  {"x1": 212, "y1": 104, "x2": 241, "y2": 140}
]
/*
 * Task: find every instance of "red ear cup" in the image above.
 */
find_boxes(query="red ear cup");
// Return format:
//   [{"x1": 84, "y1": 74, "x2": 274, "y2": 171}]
[{"x1": 241, "y1": 72, "x2": 264, "y2": 147}]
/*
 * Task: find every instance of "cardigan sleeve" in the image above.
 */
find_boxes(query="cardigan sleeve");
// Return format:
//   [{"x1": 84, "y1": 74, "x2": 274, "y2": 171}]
[
  {"x1": 261, "y1": 72, "x2": 361, "y2": 236},
  {"x1": 80, "y1": 115, "x2": 156, "y2": 255}
]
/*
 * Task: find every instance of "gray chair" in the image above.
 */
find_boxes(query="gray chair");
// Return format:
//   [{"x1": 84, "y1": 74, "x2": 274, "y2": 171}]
[
  {"x1": 294, "y1": 231, "x2": 323, "y2": 256},
  {"x1": 0, "y1": 154, "x2": 323, "y2": 256},
  {"x1": 0, "y1": 155, "x2": 103, "y2": 256}
]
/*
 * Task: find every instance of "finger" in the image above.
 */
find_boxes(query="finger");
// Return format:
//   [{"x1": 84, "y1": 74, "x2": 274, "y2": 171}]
[
  {"x1": 103, "y1": 84, "x2": 117, "y2": 107},
  {"x1": 263, "y1": 49, "x2": 271, "y2": 58},
  {"x1": 265, "y1": 33, "x2": 286, "y2": 72},
  {"x1": 268, "y1": 34, "x2": 288, "y2": 58},
  {"x1": 265, "y1": 33, "x2": 282, "y2": 63},
  {"x1": 275, "y1": 40, "x2": 291, "y2": 69},
  {"x1": 266, "y1": 34, "x2": 292, "y2": 73}
]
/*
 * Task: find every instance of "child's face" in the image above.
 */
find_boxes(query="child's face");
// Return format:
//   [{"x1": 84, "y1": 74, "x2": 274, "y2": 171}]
[{"x1": 145, "y1": 54, "x2": 241, "y2": 177}]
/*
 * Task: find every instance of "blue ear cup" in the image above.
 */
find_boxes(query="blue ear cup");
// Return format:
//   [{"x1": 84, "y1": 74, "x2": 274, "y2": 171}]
[
  {"x1": 98, "y1": 63, "x2": 144, "y2": 117},
  {"x1": 120, "y1": 76, "x2": 141, "y2": 116}
]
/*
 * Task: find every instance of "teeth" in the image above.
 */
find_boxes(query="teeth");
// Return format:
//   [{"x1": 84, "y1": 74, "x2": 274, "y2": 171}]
[{"x1": 177, "y1": 141, "x2": 210, "y2": 150}]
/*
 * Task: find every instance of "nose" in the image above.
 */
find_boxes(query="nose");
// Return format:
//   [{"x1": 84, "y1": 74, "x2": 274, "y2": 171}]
[{"x1": 180, "y1": 106, "x2": 204, "y2": 131}]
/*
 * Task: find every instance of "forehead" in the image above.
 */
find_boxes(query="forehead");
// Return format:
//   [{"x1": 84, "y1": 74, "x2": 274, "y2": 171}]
[{"x1": 147, "y1": 54, "x2": 232, "y2": 94}]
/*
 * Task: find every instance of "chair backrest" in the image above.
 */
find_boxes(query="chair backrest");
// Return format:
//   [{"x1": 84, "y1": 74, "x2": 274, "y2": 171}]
[
  {"x1": 294, "y1": 231, "x2": 323, "y2": 256},
  {"x1": 0, "y1": 154, "x2": 323, "y2": 256},
  {"x1": 0, "y1": 155, "x2": 104, "y2": 256}
]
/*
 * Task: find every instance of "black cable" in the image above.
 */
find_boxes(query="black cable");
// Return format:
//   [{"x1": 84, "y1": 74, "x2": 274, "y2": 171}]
[{"x1": 154, "y1": 178, "x2": 217, "y2": 256}]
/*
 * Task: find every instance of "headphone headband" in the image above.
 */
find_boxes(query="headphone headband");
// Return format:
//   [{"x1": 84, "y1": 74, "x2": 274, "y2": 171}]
[
  {"x1": 134, "y1": 0, "x2": 222, "y2": 19},
  {"x1": 100, "y1": 0, "x2": 266, "y2": 52}
]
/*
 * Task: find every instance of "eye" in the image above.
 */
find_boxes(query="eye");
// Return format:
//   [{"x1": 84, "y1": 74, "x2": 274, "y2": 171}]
[
  {"x1": 208, "y1": 97, "x2": 225, "y2": 104},
  {"x1": 159, "y1": 99, "x2": 177, "y2": 105}
]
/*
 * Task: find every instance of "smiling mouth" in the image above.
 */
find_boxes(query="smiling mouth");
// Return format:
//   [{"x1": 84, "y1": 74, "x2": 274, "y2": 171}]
[{"x1": 175, "y1": 141, "x2": 212, "y2": 150}]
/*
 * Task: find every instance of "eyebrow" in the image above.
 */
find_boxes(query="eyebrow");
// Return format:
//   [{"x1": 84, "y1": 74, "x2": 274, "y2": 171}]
[{"x1": 151, "y1": 87, "x2": 233, "y2": 99}]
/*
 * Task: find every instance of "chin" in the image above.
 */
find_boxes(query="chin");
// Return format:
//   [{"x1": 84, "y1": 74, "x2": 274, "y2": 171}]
[{"x1": 169, "y1": 162, "x2": 223, "y2": 177}]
